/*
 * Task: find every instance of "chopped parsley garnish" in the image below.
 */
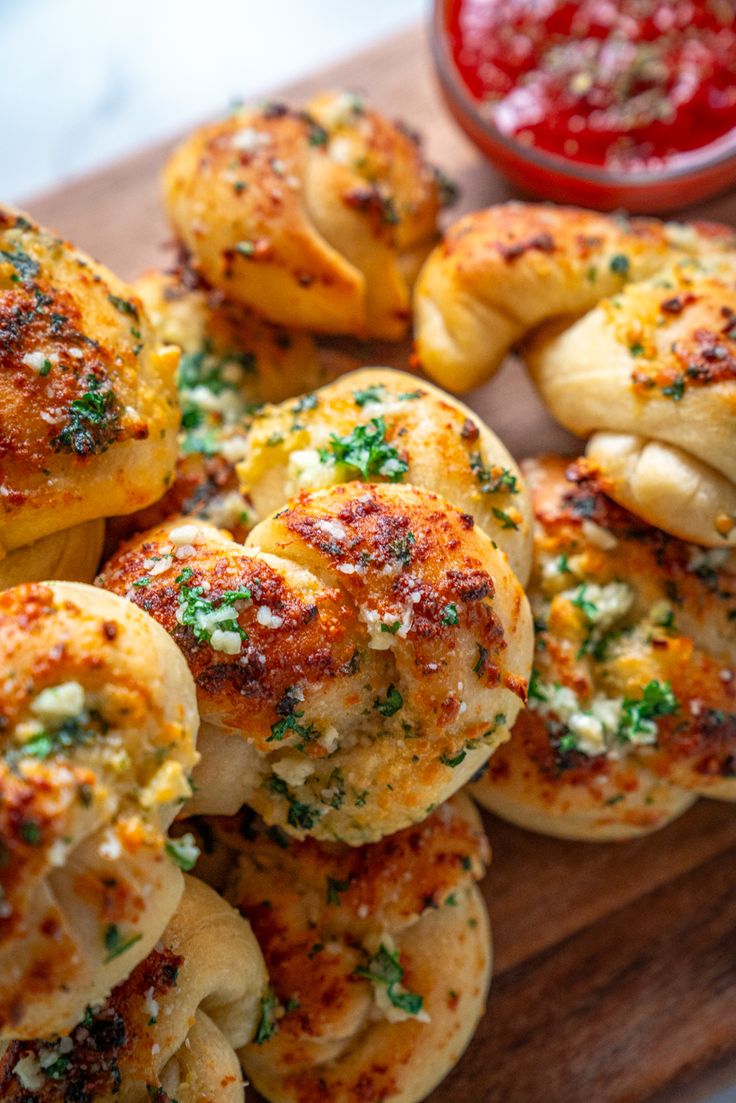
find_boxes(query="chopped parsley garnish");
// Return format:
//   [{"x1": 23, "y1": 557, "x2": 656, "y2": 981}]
[
  {"x1": 619, "y1": 680, "x2": 678, "y2": 741},
  {"x1": 609, "y1": 254, "x2": 630, "y2": 275},
  {"x1": 44, "y1": 1055, "x2": 71, "y2": 1080},
  {"x1": 528, "y1": 668, "x2": 546, "y2": 702},
  {"x1": 571, "y1": 585, "x2": 598, "y2": 620},
  {"x1": 355, "y1": 944, "x2": 424, "y2": 1016},
  {"x1": 175, "y1": 573, "x2": 250, "y2": 646},
  {"x1": 440, "y1": 750, "x2": 467, "y2": 768},
  {"x1": 380, "y1": 620, "x2": 401, "y2": 635},
  {"x1": 255, "y1": 986, "x2": 279, "y2": 1044},
  {"x1": 380, "y1": 195, "x2": 400, "y2": 225},
  {"x1": 473, "y1": 644, "x2": 488, "y2": 677},
  {"x1": 353, "y1": 385, "x2": 386, "y2": 406},
  {"x1": 108, "y1": 293, "x2": 139, "y2": 320},
  {"x1": 20, "y1": 821, "x2": 41, "y2": 845},
  {"x1": 266, "y1": 776, "x2": 320, "y2": 830},
  {"x1": 165, "y1": 833, "x2": 200, "y2": 871},
  {"x1": 307, "y1": 120, "x2": 329, "y2": 146},
  {"x1": 51, "y1": 374, "x2": 120, "y2": 456},
  {"x1": 469, "y1": 453, "x2": 519, "y2": 495},
  {"x1": 326, "y1": 876, "x2": 351, "y2": 905},
  {"x1": 0, "y1": 247, "x2": 40, "y2": 281},
  {"x1": 291, "y1": 392, "x2": 319, "y2": 414},
  {"x1": 492, "y1": 507, "x2": 520, "y2": 530},
  {"x1": 441, "y1": 603, "x2": 459, "y2": 626},
  {"x1": 319, "y1": 417, "x2": 408, "y2": 482},
  {"x1": 373, "y1": 684, "x2": 403, "y2": 717},
  {"x1": 434, "y1": 166, "x2": 459, "y2": 208},
  {"x1": 104, "y1": 924, "x2": 143, "y2": 963},
  {"x1": 14, "y1": 713, "x2": 101, "y2": 762},
  {"x1": 236, "y1": 240, "x2": 255, "y2": 257},
  {"x1": 556, "y1": 554, "x2": 572, "y2": 574},
  {"x1": 268, "y1": 710, "x2": 318, "y2": 743},
  {"x1": 662, "y1": 375, "x2": 685, "y2": 401}
]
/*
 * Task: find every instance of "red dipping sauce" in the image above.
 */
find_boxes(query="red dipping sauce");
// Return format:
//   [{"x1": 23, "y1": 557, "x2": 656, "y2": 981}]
[
  {"x1": 447, "y1": 0, "x2": 736, "y2": 171},
  {"x1": 435, "y1": 0, "x2": 736, "y2": 210}
]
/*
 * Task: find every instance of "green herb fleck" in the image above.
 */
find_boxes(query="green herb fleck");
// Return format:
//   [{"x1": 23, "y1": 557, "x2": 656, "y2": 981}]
[
  {"x1": 373, "y1": 684, "x2": 403, "y2": 717},
  {"x1": 662, "y1": 375, "x2": 685, "y2": 401},
  {"x1": 320, "y1": 417, "x2": 408, "y2": 482},
  {"x1": 469, "y1": 453, "x2": 519, "y2": 495},
  {"x1": 255, "y1": 986, "x2": 279, "y2": 1044},
  {"x1": 108, "y1": 294, "x2": 139, "y2": 320},
  {"x1": 326, "y1": 876, "x2": 351, "y2": 905},
  {"x1": 104, "y1": 924, "x2": 143, "y2": 963},
  {"x1": 355, "y1": 944, "x2": 424, "y2": 1016},
  {"x1": 440, "y1": 750, "x2": 467, "y2": 768},
  {"x1": 51, "y1": 374, "x2": 120, "y2": 456},
  {"x1": 492, "y1": 507, "x2": 520, "y2": 530},
  {"x1": 353, "y1": 384, "x2": 386, "y2": 407},
  {"x1": 165, "y1": 833, "x2": 200, "y2": 872}
]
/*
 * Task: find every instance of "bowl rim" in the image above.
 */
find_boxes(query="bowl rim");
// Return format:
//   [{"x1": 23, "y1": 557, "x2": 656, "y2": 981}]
[{"x1": 430, "y1": 0, "x2": 736, "y2": 189}]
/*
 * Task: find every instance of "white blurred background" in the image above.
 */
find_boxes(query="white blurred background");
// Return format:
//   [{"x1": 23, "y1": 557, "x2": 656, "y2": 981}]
[{"x1": 1, "y1": 0, "x2": 424, "y2": 202}]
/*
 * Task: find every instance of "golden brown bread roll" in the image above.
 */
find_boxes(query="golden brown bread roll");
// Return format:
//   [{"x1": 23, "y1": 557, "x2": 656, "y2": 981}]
[
  {"x1": 97, "y1": 482, "x2": 532, "y2": 843},
  {"x1": 585, "y1": 433, "x2": 736, "y2": 549},
  {"x1": 0, "y1": 876, "x2": 268, "y2": 1102},
  {"x1": 163, "y1": 93, "x2": 447, "y2": 339},
  {"x1": 528, "y1": 254, "x2": 736, "y2": 546},
  {"x1": 237, "y1": 367, "x2": 533, "y2": 584},
  {"x1": 0, "y1": 519, "x2": 104, "y2": 590},
  {"x1": 0, "y1": 206, "x2": 179, "y2": 557},
  {"x1": 107, "y1": 265, "x2": 328, "y2": 555},
  {"x1": 219, "y1": 795, "x2": 491, "y2": 1103},
  {"x1": 413, "y1": 201, "x2": 735, "y2": 392},
  {"x1": 472, "y1": 456, "x2": 736, "y2": 840},
  {"x1": 134, "y1": 267, "x2": 325, "y2": 453},
  {"x1": 0, "y1": 582, "x2": 199, "y2": 1038}
]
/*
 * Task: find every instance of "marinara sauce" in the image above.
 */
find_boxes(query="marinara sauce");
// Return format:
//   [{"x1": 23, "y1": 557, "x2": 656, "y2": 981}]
[{"x1": 446, "y1": 0, "x2": 736, "y2": 170}]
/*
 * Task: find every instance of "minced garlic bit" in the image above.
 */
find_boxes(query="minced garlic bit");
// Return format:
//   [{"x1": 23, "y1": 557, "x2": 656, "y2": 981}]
[
  {"x1": 139, "y1": 760, "x2": 191, "y2": 808},
  {"x1": 271, "y1": 754, "x2": 316, "y2": 787},
  {"x1": 30, "y1": 681, "x2": 86, "y2": 724},
  {"x1": 288, "y1": 447, "x2": 340, "y2": 492},
  {"x1": 256, "y1": 605, "x2": 284, "y2": 630},
  {"x1": 13, "y1": 1054, "x2": 45, "y2": 1092}
]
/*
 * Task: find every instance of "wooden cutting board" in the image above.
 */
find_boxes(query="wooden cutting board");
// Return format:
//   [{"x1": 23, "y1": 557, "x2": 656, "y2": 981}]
[{"x1": 25, "y1": 23, "x2": 736, "y2": 1103}]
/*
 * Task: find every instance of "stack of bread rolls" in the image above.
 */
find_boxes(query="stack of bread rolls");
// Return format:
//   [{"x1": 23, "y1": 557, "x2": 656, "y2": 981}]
[
  {"x1": 5, "y1": 82, "x2": 733, "y2": 1101},
  {"x1": 414, "y1": 201, "x2": 736, "y2": 840},
  {"x1": 0, "y1": 94, "x2": 528, "y2": 1103}
]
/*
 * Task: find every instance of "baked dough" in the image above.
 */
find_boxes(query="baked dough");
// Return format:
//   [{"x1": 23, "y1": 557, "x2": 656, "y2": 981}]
[
  {"x1": 237, "y1": 367, "x2": 533, "y2": 584},
  {"x1": 97, "y1": 483, "x2": 532, "y2": 843},
  {"x1": 0, "y1": 206, "x2": 179, "y2": 556},
  {"x1": 472, "y1": 455, "x2": 736, "y2": 840},
  {"x1": 107, "y1": 265, "x2": 328, "y2": 554},
  {"x1": 163, "y1": 92, "x2": 445, "y2": 339},
  {"x1": 219, "y1": 794, "x2": 491, "y2": 1103},
  {"x1": 528, "y1": 253, "x2": 736, "y2": 545},
  {"x1": 413, "y1": 201, "x2": 735, "y2": 391},
  {"x1": 586, "y1": 433, "x2": 736, "y2": 549},
  {"x1": 0, "y1": 581, "x2": 199, "y2": 1038},
  {"x1": 0, "y1": 876, "x2": 268, "y2": 1102},
  {"x1": 134, "y1": 267, "x2": 325, "y2": 449},
  {"x1": 0, "y1": 519, "x2": 104, "y2": 590}
]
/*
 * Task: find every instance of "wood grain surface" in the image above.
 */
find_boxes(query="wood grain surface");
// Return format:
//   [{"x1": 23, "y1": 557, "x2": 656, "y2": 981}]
[{"x1": 23, "y1": 22, "x2": 736, "y2": 1103}]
